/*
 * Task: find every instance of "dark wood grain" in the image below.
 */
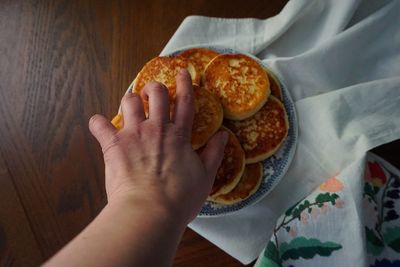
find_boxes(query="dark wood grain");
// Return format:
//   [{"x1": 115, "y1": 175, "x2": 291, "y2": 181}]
[
  {"x1": 1, "y1": 0, "x2": 398, "y2": 266},
  {"x1": 174, "y1": 228, "x2": 244, "y2": 267},
  {"x1": 0, "y1": 153, "x2": 43, "y2": 266}
]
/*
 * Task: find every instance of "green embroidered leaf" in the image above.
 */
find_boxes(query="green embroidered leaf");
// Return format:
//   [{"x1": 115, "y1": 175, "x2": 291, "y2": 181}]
[
  {"x1": 285, "y1": 199, "x2": 302, "y2": 216},
  {"x1": 315, "y1": 193, "x2": 331, "y2": 203},
  {"x1": 291, "y1": 200, "x2": 313, "y2": 219},
  {"x1": 298, "y1": 204, "x2": 306, "y2": 213},
  {"x1": 285, "y1": 207, "x2": 294, "y2": 217},
  {"x1": 315, "y1": 193, "x2": 340, "y2": 206},
  {"x1": 258, "y1": 256, "x2": 281, "y2": 267},
  {"x1": 331, "y1": 193, "x2": 339, "y2": 205},
  {"x1": 291, "y1": 207, "x2": 301, "y2": 219},
  {"x1": 263, "y1": 241, "x2": 281, "y2": 266},
  {"x1": 331, "y1": 193, "x2": 339, "y2": 199},
  {"x1": 373, "y1": 186, "x2": 380, "y2": 194},
  {"x1": 279, "y1": 237, "x2": 342, "y2": 260},
  {"x1": 364, "y1": 183, "x2": 376, "y2": 199},
  {"x1": 388, "y1": 238, "x2": 400, "y2": 253},
  {"x1": 365, "y1": 227, "x2": 384, "y2": 255},
  {"x1": 383, "y1": 226, "x2": 400, "y2": 243},
  {"x1": 305, "y1": 192, "x2": 340, "y2": 206},
  {"x1": 315, "y1": 193, "x2": 329, "y2": 203},
  {"x1": 383, "y1": 227, "x2": 400, "y2": 252}
]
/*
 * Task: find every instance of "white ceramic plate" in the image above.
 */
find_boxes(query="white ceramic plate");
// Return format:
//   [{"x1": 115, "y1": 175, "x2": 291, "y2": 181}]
[{"x1": 126, "y1": 45, "x2": 298, "y2": 217}]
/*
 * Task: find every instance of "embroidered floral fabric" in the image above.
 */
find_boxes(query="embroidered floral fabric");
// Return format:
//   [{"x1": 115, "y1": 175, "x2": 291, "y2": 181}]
[{"x1": 256, "y1": 153, "x2": 400, "y2": 267}]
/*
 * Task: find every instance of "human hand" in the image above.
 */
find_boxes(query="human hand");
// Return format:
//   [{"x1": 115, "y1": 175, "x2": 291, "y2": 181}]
[{"x1": 89, "y1": 70, "x2": 228, "y2": 224}]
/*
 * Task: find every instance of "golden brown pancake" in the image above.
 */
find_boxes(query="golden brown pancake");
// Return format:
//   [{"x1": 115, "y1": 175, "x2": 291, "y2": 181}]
[
  {"x1": 203, "y1": 54, "x2": 270, "y2": 120},
  {"x1": 265, "y1": 69, "x2": 283, "y2": 101},
  {"x1": 132, "y1": 56, "x2": 199, "y2": 114},
  {"x1": 111, "y1": 113, "x2": 123, "y2": 130},
  {"x1": 178, "y1": 48, "x2": 219, "y2": 84},
  {"x1": 192, "y1": 85, "x2": 223, "y2": 150},
  {"x1": 224, "y1": 95, "x2": 289, "y2": 164},
  {"x1": 208, "y1": 127, "x2": 245, "y2": 198},
  {"x1": 210, "y1": 162, "x2": 263, "y2": 204}
]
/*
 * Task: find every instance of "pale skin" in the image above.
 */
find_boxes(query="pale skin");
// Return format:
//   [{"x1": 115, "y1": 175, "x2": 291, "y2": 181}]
[{"x1": 43, "y1": 69, "x2": 228, "y2": 267}]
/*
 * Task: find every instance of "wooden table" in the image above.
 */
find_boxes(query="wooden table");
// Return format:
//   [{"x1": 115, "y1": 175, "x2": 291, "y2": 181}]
[{"x1": 0, "y1": 1, "x2": 399, "y2": 266}]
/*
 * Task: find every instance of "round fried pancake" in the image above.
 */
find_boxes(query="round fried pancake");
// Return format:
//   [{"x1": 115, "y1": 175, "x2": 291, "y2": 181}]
[
  {"x1": 265, "y1": 69, "x2": 283, "y2": 101},
  {"x1": 111, "y1": 113, "x2": 123, "y2": 130},
  {"x1": 192, "y1": 85, "x2": 223, "y2": 150},
  {"x1": 203, "y1": 54, "x2": 270, "y2": 120},
  {"x1": 208, "y1": 127, "x2": 245, "y2": 198},
  {"x1": 178, "y1": 48, "x2": 219, "y2": 84},
  {"x1": 225, "y1": 95, "x2": 289, "y2": 164},
  {"x1": 132, "y1": 56, "x2": 199, "y2": 114},
  {"x1": 210, "y1": 162, "x2": 263, "y2": 205}
]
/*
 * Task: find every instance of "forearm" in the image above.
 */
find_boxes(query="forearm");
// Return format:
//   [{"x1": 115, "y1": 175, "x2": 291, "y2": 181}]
[{"x1": 43, "y1": 197, "x2": 186, "y2": 267}]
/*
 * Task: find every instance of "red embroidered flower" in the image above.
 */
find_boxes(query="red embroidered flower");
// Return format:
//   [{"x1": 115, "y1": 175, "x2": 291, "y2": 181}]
[{"x1": 366, "y1": 161, "x2": 387, "y2": 187}]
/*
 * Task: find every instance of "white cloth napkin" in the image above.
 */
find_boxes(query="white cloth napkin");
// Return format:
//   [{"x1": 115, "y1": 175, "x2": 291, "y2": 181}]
[{"x1": 161, "y1": 0, "x2": 400, "y2": 264}]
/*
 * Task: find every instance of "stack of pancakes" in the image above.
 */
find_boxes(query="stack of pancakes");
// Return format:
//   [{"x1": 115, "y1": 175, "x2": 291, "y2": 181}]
[{"x1": 112, "y1": 47, "x2": 289, "y2": 205}]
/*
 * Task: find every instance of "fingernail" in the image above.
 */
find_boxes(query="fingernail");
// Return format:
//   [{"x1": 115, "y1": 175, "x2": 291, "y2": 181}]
[
  {"x1": 179, "y1": 69, "x2": 188, "y2": 75},
  {"x1": 89, "y1": 114, "x2": 98, "y2": 122}
]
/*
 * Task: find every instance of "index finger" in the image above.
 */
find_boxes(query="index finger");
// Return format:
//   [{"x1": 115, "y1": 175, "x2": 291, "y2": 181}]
[{"x1": 173, "y1": 69, "x2": 194, "y2": 135}]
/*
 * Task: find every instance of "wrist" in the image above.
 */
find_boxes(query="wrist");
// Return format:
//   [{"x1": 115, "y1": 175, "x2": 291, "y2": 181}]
[{"x1": 106, "y1": 192, "x2": 188, "y2": 233}]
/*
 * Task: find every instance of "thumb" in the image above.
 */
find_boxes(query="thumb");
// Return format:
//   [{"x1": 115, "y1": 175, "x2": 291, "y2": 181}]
[
  {"x1": 200, "y1": 131, "x2": 229, "y2": 183},
  {"x1": 89, "y1": 114, "x2": 117, "y2": 149}
]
